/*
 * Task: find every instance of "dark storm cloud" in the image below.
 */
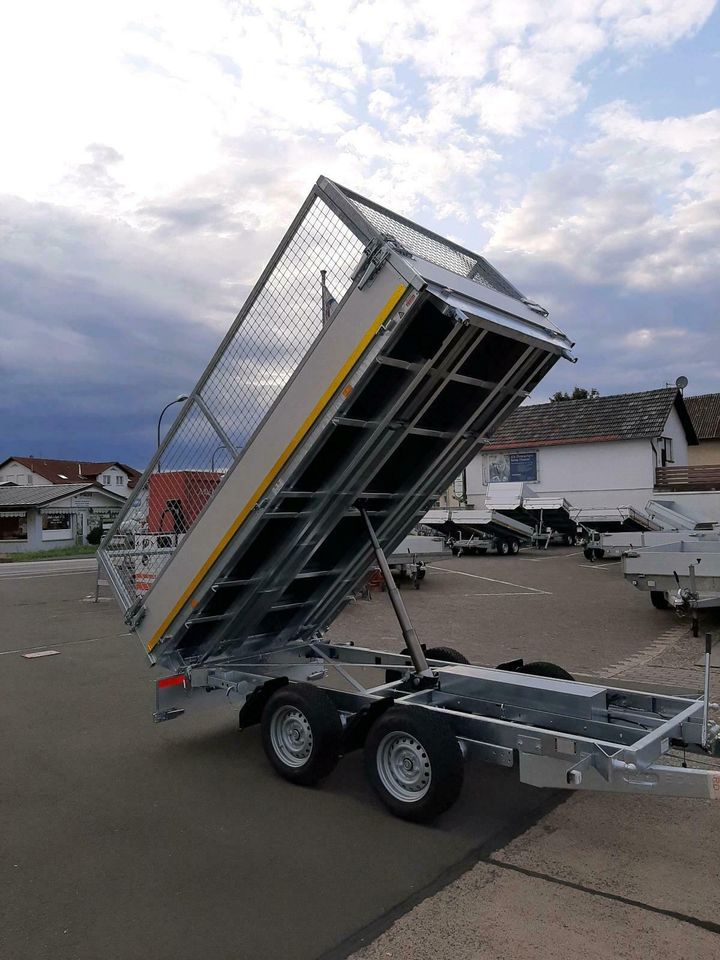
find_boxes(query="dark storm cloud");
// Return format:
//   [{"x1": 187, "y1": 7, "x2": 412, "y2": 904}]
[
  {"x1": 0, "y1": 193, "x2": 328, "y2": 469},
  {"x1": 491, "y1": 252, "x2": 720, "y2": 401}
]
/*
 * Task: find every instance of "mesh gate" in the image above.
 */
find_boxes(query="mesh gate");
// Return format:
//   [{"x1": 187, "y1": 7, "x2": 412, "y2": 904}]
[{"x1": 99, "y1": 178, "x2": 526, "y2": 613}]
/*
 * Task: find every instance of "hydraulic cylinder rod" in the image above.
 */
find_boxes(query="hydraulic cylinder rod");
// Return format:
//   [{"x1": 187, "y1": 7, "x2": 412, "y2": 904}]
[{"x1": 360, "y1": 509, "x2": 433, "y2": 678}]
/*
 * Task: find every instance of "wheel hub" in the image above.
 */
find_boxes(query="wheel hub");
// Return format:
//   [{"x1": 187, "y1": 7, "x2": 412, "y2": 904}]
[
  {"x1": 377, "y1": 732, "x2": 431, "y2": 801},
  {"x1": 270, "y1": 706, "x2": 313, "y2": 768}
]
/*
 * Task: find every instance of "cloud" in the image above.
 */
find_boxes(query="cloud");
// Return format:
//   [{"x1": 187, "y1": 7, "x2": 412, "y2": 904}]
[
  {"x1": 1, "y1": 1, "x2": 719, "y2": 462},
  {"x1": 488, "y1": 102, "x2": 720, "y2": 290}
]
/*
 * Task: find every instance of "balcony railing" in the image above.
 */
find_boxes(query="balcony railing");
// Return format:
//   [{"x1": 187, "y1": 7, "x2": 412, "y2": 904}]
[{"x1": 655, "y1": 465, "x2": 720, "y2": 491}]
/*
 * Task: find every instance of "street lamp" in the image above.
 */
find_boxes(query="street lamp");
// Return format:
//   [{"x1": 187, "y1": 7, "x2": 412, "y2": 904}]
[
  {"x1": 211, "y1": 444, "x2": 229, "y2": 471},
  {"x1": 156, "y1": 395, "x2": 189, "y2": 472}
]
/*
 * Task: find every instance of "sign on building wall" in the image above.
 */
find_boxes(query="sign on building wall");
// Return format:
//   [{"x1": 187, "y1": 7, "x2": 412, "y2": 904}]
[{"x1": 485, "y1": 451, "x2": 538, "y2": 483}]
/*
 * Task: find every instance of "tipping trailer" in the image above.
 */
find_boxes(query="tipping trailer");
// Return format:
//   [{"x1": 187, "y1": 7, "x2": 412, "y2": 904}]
[
  {"x1": 484, "y1": 484, "x2": 578, "y2": 547},
  {"x1": 99, "y1": 178, "x2": 719, "y2": 821},
  {"x1": 422, "y1": 507, "x2": 533, "y2": 555}
]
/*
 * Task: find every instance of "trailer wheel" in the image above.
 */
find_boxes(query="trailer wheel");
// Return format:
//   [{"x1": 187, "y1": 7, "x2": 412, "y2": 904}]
[
  {"x1": 364, "y1": 707, "x2": 464, "y2": 822},
  {"x1": 510, "y1": 539, "x2": 520, "y2": 555},
  {"x1": 516, "y1": 660, "x2": 574, "y2": 681},
  {"x1": 564, "y1": 534, "x2": 576, "y2": 546},
  {"x1": 424, "y1": 646, "x2": 469, "y2": 665},
  {"x1": 261, "y1": 685, "x2": 342, "y2": 786},
  {"x1": 583, "y1": 546, "x2": 604, "y2": 561},
  {"x1": 496, "y1": 540, "x2": 510, "y2": 556},
  {"x1": 385, "y1": 645, "x2": 468, "y2": 684},
  {"x1": 650, "y1": 590, "x2": 670, "y2": 610}
]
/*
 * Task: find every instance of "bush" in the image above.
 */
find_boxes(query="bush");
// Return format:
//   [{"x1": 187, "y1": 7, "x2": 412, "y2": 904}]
[{"x1": 86, "y1": 525, "x2": 105, "y2": 545}]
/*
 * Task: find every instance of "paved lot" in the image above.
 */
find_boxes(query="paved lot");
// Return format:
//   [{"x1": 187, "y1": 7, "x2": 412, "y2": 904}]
[{"x1": 2, "y1": 549, "x2": 717, "y2": 960}]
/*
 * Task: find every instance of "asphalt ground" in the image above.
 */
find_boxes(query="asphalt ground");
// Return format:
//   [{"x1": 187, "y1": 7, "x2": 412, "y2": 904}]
[{"x1": 2, "y1": 549, "x2": 717, "y2": 960}]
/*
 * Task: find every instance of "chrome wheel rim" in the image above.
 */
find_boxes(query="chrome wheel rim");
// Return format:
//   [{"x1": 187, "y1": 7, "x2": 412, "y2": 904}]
[
  {"x1": 377, "y1": 731, "x2": 431, "y2": 802},
  {"x1": 270, "y1": 705, "x2": 313, "y2": 768}
]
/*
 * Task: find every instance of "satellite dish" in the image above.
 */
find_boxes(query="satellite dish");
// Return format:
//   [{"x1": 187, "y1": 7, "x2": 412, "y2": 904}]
[{"x1": 676, "y1": 375, "x2": 688, "y2": 391}]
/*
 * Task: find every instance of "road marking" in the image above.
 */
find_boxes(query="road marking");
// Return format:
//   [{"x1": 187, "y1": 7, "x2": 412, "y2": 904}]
[
  {"x1": 578, "y1": 563, "x2": 614, "y2": 569},
  {"x1": 0, "y1": 632, "x2": 131, "y2": 657},
  {"x1": 426, "y1": 564, "x2": 548, "y2": 594},
  {"x1": 518, "y1": 551, "x2": 582, "y2": 563},
  {"x1": 463, "y1": 591, "x2": 551, "y2": 597},
  {"x1": 23, "y1": 650, "x2": 60, "y2": 659}
]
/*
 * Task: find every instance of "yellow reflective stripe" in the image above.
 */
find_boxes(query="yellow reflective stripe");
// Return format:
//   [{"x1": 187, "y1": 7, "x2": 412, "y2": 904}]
[{"x1": 147, "y1": 282, "x2": 408, "y2": 652}]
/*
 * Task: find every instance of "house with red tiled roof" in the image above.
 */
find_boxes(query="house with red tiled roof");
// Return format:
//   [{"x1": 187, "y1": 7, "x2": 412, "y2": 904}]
[{"x1": 0, "y1": 457, "x2": 141, "y2": 498}]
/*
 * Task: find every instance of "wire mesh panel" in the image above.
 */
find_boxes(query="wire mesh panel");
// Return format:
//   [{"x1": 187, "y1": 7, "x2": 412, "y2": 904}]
[
  {"x1": 199, "y1": 198, "x2": 366, "y2": 449},
  {"x1": 342, "y1": 188, "x2": 523, "y2": 301},
  {"x1": 98, "y1": 176, "x2": 567, "y2": 624},
  {"x1": 101, "y1": 192, "x2": 369, "y2": 612}
]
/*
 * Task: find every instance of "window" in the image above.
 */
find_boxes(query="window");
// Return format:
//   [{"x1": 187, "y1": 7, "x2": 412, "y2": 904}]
[
  {"x1": 0, "y1": 512, "x2": 27, "y2": 541},
  {"x1": 115, "y1": 476, "x2": 123, "y2": 485},
  {"x1": 42, "y1": 513, "x2": 73, "y2": 541},
  {"x1": 27, "y1": 475, "x2": 33, "y2": 485},
  {"x1": 659, "y1": 437, "x2": 674, "y2": 466},
  {"x1": 103, "y1": 475, "x2": 111, "y2": 484}
]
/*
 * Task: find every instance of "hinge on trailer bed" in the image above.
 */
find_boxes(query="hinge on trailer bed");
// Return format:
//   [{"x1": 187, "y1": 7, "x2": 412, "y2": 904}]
[
  {"x1": 352, "y1": 234, "x2": 412, "y2": 290},
  {"x1": 123, "y1": 598, "x2": 146, "y2": 628}
]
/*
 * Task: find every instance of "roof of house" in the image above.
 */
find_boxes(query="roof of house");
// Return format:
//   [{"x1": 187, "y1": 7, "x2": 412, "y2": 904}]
[
  {"x1": 0, "y1": 482, "x2": 95, "y2": 508},
  {"x1": 0, "y1": 482, "x2": 127, "y2": 509},
  {"x1": 0, "y1": 457, "x2": 141, "y2": 486},
  {"x1": 485, "y1": 387, "x2": 698, "y2": 450},
  {"x1": 684, "y1": 392, "x2": 720, "y2": 441}
]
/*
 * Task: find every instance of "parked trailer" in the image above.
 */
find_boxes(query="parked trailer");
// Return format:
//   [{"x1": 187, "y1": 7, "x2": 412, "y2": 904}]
[
  {"x1": 586, "y1": 499, "x2": 720, "y2": 561},
  {"x1": 99, "y1": 178, "x2": 718, "y2": 821},
  {"x1": 579, "y1": 506, "x2": 661, "y2": 560},
  {"x1": 386, "y1": 534, "x2": 450, "y2": 587},
  {"x1": 484, "y1": 484, "x2": 578, "y2": 547},
  {"x1": 422, "y1": 507, "x2": 532, "y2": 555},
  {"x1": 520, "y1": 496, "x2": 578, "y2": 547},
  {"x1": 624, "y1": 538, "x2": 720, "y2": 634}
]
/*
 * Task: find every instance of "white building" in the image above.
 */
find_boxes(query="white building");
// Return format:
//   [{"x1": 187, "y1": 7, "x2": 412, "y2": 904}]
[
  {"x1": 0, "y1": 483, "x2": 126, "y2": 554},
  {"x1": 0, "y1": 457, "x2": 140, "y2": 498},
  {"x1": 458, "y1": 387, "x2": 698, "y2": 512}
]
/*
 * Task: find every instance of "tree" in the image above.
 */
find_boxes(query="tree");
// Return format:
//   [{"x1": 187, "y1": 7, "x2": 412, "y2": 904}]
[
  {"x1": 86, "y1": 525, "x2": 105, "y2": 545},
  {"x1": 549, "y1": 386, "x2": 600, "y2": 402}
]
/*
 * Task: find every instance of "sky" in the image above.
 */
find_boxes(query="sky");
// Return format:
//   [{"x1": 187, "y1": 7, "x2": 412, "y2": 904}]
[{"x1": 1, "y1": 0, "x2": 719, "y2": 468}]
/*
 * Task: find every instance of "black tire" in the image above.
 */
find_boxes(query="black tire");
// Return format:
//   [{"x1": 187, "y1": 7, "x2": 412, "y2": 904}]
[
  {"x1": 515, "y1": 660, "x2": 574, "y2": 681},
  {"x1": 364, "y1": 707, "x2": 464, "y2": 822},
  {"x1": 261, "y1": 685, "x2": 342, "y2": 786},
  {"x1": 496, "y1": 540, "x2": 510, "y2": 556},
  {"x1": 510, "y1": 539, "x2": 520, "y2": 555},
  {"x1": 583, "y1": 546, "x2": 604, "y2": 562},
  {"x1": 451, "y1": 546, "x2": 460, "y2": 556},
  {"x1": 650, "y1": 590, "x2": 670, "y2": 610},
  {"x1": 564, "y1": 534, "x2": 576, "y2": 547},
  {"x1": 424, "y1": 646, "x2": 470, "y2": 665}
]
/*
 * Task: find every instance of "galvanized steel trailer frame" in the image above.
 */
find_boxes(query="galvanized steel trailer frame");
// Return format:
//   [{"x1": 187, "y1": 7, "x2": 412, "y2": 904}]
[
  {"x1": 153, "y1": 639, "x2": 719, "y2": 802},
  {"x1": 99, "y1": 178, "x2": 719, "y2": 813}
]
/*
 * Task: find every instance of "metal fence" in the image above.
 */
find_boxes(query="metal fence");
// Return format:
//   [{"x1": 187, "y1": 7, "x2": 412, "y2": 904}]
[{"x1": 99, "y1": 177, "x2": 525, "y2": 614}]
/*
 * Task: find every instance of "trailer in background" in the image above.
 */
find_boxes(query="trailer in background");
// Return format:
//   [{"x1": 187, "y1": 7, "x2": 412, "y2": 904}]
[
  {"x1": 386, "y1": 534, "x2": 450, "y2": 587},
  {"x1": 584, "y1": 499, "x2": 719, "y2": 561},
  {"x1": 623, "y1": 538, "x2": 720, "y2": 634},
  {"x1": 422, "y1": 508, "x2": 533, "y2": 555}
]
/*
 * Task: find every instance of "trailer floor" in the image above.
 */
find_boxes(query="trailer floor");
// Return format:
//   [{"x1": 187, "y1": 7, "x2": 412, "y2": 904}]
[{"x1": 2, "y1": 552, "x2": 718, "y2": 960}]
